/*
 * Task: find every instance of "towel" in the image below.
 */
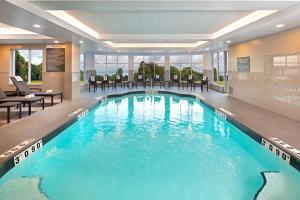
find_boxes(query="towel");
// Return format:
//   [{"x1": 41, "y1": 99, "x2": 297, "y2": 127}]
[
  {"x1": 25, "y1": 94, "x2": 35, "y2": 99},
  {"x1": 15, "y1": 76, "x2": 24, "y2": 81}
]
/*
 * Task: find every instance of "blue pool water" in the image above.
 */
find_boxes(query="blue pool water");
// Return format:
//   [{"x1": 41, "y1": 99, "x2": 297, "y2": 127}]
[{"x1": 0, "y1": 94, "x2": 300, "y2": 200}]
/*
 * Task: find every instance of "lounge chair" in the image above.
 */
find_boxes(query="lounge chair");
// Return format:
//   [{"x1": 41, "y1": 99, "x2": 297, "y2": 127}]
[
  {"x1": 10, "y1": 76, "x2": 62, "y2": 106},
  {"x1": 0, "y1": 89, "x2": 44, "y2": 115}
]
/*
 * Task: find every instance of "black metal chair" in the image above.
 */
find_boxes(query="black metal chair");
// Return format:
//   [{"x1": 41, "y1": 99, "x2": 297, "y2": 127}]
[
  {"x1": 187, "y1": 75, "x2": 194, "y2": 90},
  {"x1": 114, "y1": 75, "x2": 122, "y2": 89},
  {"x1": 134, "y1": 75, "x2": 145, "y2": 88},
  {"x1": 169, "y1": 75, "x2": 180, "y2": 88},
  {"x1": 88, "y1": 76, "x2": 97, "y2": 92},
  {"x1": 153, "y1": 75, "x2": 164, "y2": 88},
  {"x1": 101, "y1": 75, "x2": 109, "y2": 90},
  {"x1": 201, "y1": 76, "x2": 209, "y2": 92}
]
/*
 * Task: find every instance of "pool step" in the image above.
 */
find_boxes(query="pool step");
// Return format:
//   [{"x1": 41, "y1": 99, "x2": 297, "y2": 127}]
[
  {"x1": 0, "y1": 176, "x2": 48, "y2": 200},
  {"x1": 256, "y1": 171, "x2": 286, "y2": 200}
]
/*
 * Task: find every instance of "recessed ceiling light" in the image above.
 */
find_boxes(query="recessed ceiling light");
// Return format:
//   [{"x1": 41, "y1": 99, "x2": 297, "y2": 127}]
[
  {"x1": 54, "y1": 40, "x2": 59, "y2": 43},
  {"x1": 79, "y1": 40, "x2": 83, "y2": 44},
  {"x1": 276, "y1": 24, "x2": 284, "y2": 28},
  {"x1": 99, "y1": 48, "x2": 102, "y2": 50},
  {"x1": 33, "y1": 24, "x2": 41, "y2": 28},
  {"x1": 227, "y1": 40, "x2": 232, "y2": 44}
]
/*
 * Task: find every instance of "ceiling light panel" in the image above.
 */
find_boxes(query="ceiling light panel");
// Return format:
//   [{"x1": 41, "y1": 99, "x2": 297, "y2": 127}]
[
  {"x1": 213, "y1": 10, "x2": 277, "y2": 38},
  {"x1": 47, "y1": 10, "x2": 100, "y2": 39}
]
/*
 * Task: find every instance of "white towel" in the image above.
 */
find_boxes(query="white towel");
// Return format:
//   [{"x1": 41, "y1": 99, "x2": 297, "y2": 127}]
[
  {"x1": 15, "y1": 76, "x2": 24, "y2": 81},
  {"x1": 25, "y1": 94, "x2": 35, "y2": 99}
]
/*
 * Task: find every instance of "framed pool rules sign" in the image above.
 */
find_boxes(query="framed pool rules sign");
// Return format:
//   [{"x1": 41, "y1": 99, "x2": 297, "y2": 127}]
[
  {"x1": 46, "y1": 44, "x2": 65, "y2": 72},
  {"x1": 237, "y1": 56, "x2": 250, "y2": 72}
]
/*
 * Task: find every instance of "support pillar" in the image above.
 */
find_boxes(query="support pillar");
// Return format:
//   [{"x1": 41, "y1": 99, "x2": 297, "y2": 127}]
[
  {"x1": 64, "y1": 42, "x2": 81, "y2": 100},
  {"x1": 84, "y1": 53, "x2": 95, "y2": 83},
  {"x1": 128, "y1": 55, "x2": 134, "y2": 81},
  {"x1": 164, "y1": 55, "x2": 170, "y2": 81}
]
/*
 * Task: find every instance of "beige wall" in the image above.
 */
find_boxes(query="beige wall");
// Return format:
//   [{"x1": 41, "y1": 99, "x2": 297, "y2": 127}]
[
  {"x1": 0, "y1": 43, "x2": 80, "y2": 100},
  {"x1": 228, "y1": 27, "x2": 300, "y2": 121}
]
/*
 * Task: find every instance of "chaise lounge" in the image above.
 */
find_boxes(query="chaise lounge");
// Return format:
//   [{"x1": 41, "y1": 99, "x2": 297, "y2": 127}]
[
  {"x1": 0, "y1": 88, "x2": 44, "y2": 115},
  {"x1": 10, "y1": 76, "x2": 62, "y2": 106}
]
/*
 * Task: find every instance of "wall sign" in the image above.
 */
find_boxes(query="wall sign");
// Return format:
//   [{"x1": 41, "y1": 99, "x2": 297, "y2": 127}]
[
  {"x1": 46, "y1": 45, "x2": 65, "y2": 72},
  {"x1": 261, "y1": 138, "x2": 290, "y2": 163},
  {"x1": 237, "y1": 56, "x2": 250, "y2": 72},
  {"x1": 14, "y1": 140, "x2": 43, "y2": 166}
]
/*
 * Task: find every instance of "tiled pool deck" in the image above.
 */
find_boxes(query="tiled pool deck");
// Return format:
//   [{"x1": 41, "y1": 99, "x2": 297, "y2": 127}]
[{"x1": 0, "y1": 86, "x2": 300, "y2": 174}]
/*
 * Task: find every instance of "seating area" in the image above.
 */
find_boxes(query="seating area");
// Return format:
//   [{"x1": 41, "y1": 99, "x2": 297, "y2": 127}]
[
  {"x1": 0, "y1": 76, "x2": 63, "y2": 124},
  {"x1": 1, "y1": 1, "x2": 300, "y2": 199},
  {"x1": 87, "y1": 75, "x2": 209, "y2": 91}
]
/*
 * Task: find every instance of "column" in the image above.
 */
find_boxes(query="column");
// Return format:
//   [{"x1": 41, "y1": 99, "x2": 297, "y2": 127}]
[
  {"x1": 128, "y1": 55, "x2": 134, "y2": 81},
  {"x1": 64, "y1": 42, "x2": 81, "y2": 100},
  {"x1": 164, "y1": 54, "x2": 170, "y2": 81},
  {"x1": 84, "y1": 53, "x2": 95, "y2": 83},
  {"x1": 203, "y1": 52, "x2": 212, "y2": 82}
]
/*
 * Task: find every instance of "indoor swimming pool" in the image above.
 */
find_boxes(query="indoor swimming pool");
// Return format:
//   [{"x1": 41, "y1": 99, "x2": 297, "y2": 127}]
[{"x1": 0, "y1": 94, "x2": 300, "y2": 200}]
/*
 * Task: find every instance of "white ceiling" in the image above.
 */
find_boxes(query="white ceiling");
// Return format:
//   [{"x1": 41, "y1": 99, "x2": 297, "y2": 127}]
[
  {"x1": 1, "y1": 0, "x2": 300, "y2": 53},
  {"x1": 67, "y1": 10, "x2": 251, "y2": 35}
]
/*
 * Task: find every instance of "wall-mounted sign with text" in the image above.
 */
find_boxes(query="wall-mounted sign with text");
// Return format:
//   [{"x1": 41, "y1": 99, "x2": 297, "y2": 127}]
[
  {"x1": 237, "y1": 56, "x2": 250, "y2": 72},
  {"x1": 46, "y1": 45, "x2": 65, "y2": 72}
]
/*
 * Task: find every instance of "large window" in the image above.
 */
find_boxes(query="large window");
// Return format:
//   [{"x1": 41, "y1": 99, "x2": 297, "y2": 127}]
[
  {"x1": 133, "y1": 55, "x2": 165, "y2": 81},
  {"x1": 170, "y1": 55, "x2": 203, "y2": 81},
  {"x1": 95, "y1": 55, "x2": 128, "y2": 80},
  {"x1": 12, "y1": 49, "x2": 43, "y2": 84},
  {"x1": 80, "y1": 54, "x2": 84, "y2": 83},
  {"x1": 213, "y1": 51, "x2": 226, "y2": 86}
]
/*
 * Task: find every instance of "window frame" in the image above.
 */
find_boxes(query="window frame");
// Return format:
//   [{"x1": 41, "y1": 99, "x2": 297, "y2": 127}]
[{"x1": 11, "y1": 48, "x2": 44, "y2": 85}]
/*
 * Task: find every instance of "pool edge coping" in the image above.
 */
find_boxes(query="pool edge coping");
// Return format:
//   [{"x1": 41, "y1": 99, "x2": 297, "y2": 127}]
[{"x1": 0, "y1": 90, "x2": 300, "y2": 179}]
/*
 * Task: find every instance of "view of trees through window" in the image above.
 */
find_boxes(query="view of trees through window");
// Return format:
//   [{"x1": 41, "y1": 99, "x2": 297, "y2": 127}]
[
  {"x1": 94, "y1": 54, "x2": 204, "y2": 82},
  {"x1": 14, "y1": 49, "x2": 43, "y2": 84},
  {"x1": 80, "y1": 54, "x2": 84, "y2": 84},
  {"x1": 170, "y1": 55, "x2": 203, "y2": 81},
  {"x1": 213, "y1": 52, "x2": 226, "y2": 86},
  {"x1": 95, "y1": 55, "x2": 128, "y2": 81},
  {"x1": 133, "y1": 56, "x2": 164, "y2": 81}
]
